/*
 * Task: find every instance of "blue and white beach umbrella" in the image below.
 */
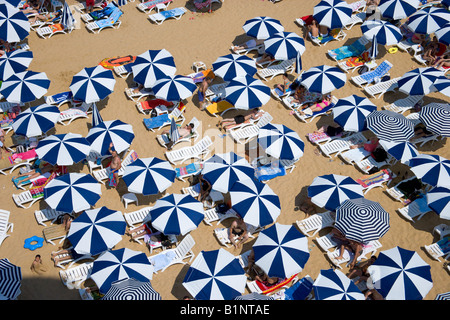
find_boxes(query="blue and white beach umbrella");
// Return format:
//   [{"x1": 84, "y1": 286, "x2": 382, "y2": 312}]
[
  {"x1": 182, "y1": 248, "x2": 246, "y2": 300},
  {"x1": 435, "y1": 292, "x2": 450, "y2": 300},
  {"x1": 264, "y1": 31, "x2": 306, "y2": 61},
  {"x1": 35, "y1": 133, "x2": 91, "y2": 166},
  {"x1": 242, "y1": 16, "x2": 284, "y2": 40},
  {"x1": 102, "y1": 278, "x2": 161, "y2": 300},
  {"x1": 0, "y1": 49, "x2": 32, "y2": 81},
  {"x1": 253, "y1": 223, "x2": 310, "y2": 279},
  {"x1": 307, "y1": 174, "x2": 364, "y2": 212},
  {"x1": 407, "y1": 6, "x2": 450, "y2": 34},
  {"x1": 225, "y1": 75, "x2": 271, "y2": 110},
  {"x1": 332, "y1": 95, "x2": 377, "y2": 132},
  {"x1": 365, "y1": 110, "x2": 415, "y2": 142},
  {"x1": 86, "y1": 119, "x2": 135, "y2": 156},
  {"x1": 12, "y1": 104, "x2": 59, "y2": 137},
  {"x1": 257, "y1": 123, "x2": 304, "y2": 160},
  {"x1": 378, "y1": 0, "x2": 420, "y2": 20},
  {"x1": 435, "y1": 22, "x2": 450, "y2": 46},
  {"x1": 122, "y1": 157, "x2": 175, "y2": 196},
  {"x1": 44, "y1": 173, "x2": 102, "y2": 213},
  {"x1": 335, "y1": 198, "x2": 390, "y2": 243},
  {"x1": 300, "y1": 65, "x2": 346, "y2": 94},
  {"x1": 152, "y1": 74, "x2": 196, "y2": 101},
  {"x1": 432, "y1": 77, "x2": 450, "y2": 98},
  {"x1": 67, "y1": 206, "x2": 126, "y2": 256},
  {"x1": 313, "y1": 0, "x2": 353, "y2": 29},
  {"x1": 427, "y1": 186, "x2": 450, "y2": 220},
  {"x1": 229, "y1": 179, "x2": 281, "y2": 227},
  {"x1": 0, "y1": 0, "x2": 22, "y2": 7},
  {"x1": 91, "y1": 103, "x2": 103, "y2": 127},
  {"x1": 379, "y1": 140, "x2": 419, "y2": 164},
  {"x1": 91, "y1": 248, "x2": 154, "y2": 294},
  {"x1": 408, "y1": 154, "x2": 450, "y2": 187},
  {"x1": 201, "y1": 152, "x2": 255, "y2": 193},
  {"x1": 398, "y1": 67, "x2": 443, "y2": 96},
  {"x1": 313, "y1": 269, "x2": 364, "y2": 300},
  {"x1": 70, "y1": 65, "x2": 116, "y2": 104},
  {"x1": 444, "y1": 0, "x2": 450, "y2": 8},
  {"x1": 361, "y1": 19, "x2": 402, "y2": 45},
  {"x1": 61, "y1": 1, "x2": 75, "y2": 29},
  {"x1": 419, "y1": 103, "x2": 450, "y2": 137},
  {"x1": 0, "y1": 70, "x2": 50, "y2": 103},
  {"x1": 367, "y1": 246, "x2": 433, "y2": 300},
  {"x1": 212, "y1": 54, "x2": 257, "y2": 81},
  {"x1": 131, "y1": 49, "x2": 176, "y2": 89},
  {"x1": 150, "y1": 193, "x2": 204, "y2": 236},
  {"x1": 0, "y1": 258, "x2": 21, "y2": 300},
  {"x1": 0, "y1": 3, "x2": 29, "y2": 42}
]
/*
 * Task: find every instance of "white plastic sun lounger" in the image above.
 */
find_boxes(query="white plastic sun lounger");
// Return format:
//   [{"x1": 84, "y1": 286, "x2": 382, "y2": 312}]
[
  {"x1": 203, "y1": 208, "x2": 239, "y2": 226},
  {"x1": 363, "y1": 77, "x2": 400, "y2": 99},
  {"x1": 315, "y1": 232, "x2": 339, "y2": 252},
  {"x1": 156, "y1": 117, "x2": 199, "y2": 149},
  {"x1": 58, "y1": 103, "x2": 90, "y2": 126},
  {"x1": 327, "y1": 240, "x2": 382, "y2": 269},
  {"x1": 228, "y1": 112, "x2": 273, "y2": 145},
  {"x1": 148, "y1": 234, "x2": 195, "y2": 273},
  {"x1": 34, "y1": 208, "x2": 65, "y2": 226},
  {"x1": 148, "y1": 6, "x2": 186, "y2": 25},
  {"x1": 396, "y1": 196, "x2": 432, "y2": 223},
  {"x1": 36, "y1": 22, "x2": 75, "y2": 39},
  {"x1": 319, "y1": 132, "x2": 367, "y2": 158},
  {"x1": 123, "y1": 206, "x2": 153, "y2": 228},
  {"x1": 256, "y1": 59, "x2": 295, "y2": 81},
  {"x1": 0, "y1": 209, "x2": 13, "y2": 248},
  {"x1": 59, "y1": 261, "x2": 93, "y2": 289},
  {"x1": 424, "y1": 240, "x2": 450, "y2": 262},
  {"x1": 382, "y1": 95, "x2": 423, "y2": 114},
  {"x1": 137, "y1": 0, "x2": 173, "y2": 13},
  {"x1": 165, "y1": 136, "x2": 213, "y2": 165},
  {"x1": 214, "y1": 224, "x2": 262, "y2": 248},
  {"x1": 295, "y1": 211, "x2": 335, "y2": 237},
  {"x1": 42, "y1": 224, "x2": 68, "y2": 246}
]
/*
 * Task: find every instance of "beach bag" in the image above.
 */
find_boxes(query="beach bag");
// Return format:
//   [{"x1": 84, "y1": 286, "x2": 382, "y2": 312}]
[{"x1": 358, "y1": 65, "x2": 369, "y2": 75}]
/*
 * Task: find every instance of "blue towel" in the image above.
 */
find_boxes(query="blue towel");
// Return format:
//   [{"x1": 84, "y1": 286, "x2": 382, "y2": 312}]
[
  {"x1": 51, "y1": 91, "x2": 73, "y2": 104},
  {"x1": 150, "y1": 250, "x2": 176, "y2": 272},
  {"x1": 89, "y1": 2, "x2": 116, "y2": 20},
  {"x1": 95, "y1": 7, "x2": 123, "y2": 28},
  {"x1": 159, "y1": 7, "x2": 185, "y2": 18},
  {"x1": 284, "y1": 277, "x2": 313, "y2": 300},
  {"x1": 254, "y1": 161, "x2": 286, "y2": 181},
  {"x1": 360, "y1": 61, "x2": 391, "y2": 83},
  {"x1": 143, "y1": 114, "x2": 170, "y2": 129},
  {"x1": 329, "y1": 41, "x2": 365, "y2": 60}
]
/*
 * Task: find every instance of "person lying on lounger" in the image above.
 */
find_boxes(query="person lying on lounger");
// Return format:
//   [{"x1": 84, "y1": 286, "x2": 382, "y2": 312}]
[
  {"x1": 11, "y1": 162, "x2": 59, "y2": 185},
  {"x1": 218, "y1": 108, "x2": 264, "y2": 130},
  {"x1": 231, "y1": 39, "x2": 265, "y2": 54},
  {"x1": 160, "y1": 123, "x2": 195, "y2": 149},
  {"x1": 297, "y1": 95, "x2": 332, "y2": 116},
  {"x1": 29, "y1": 9, "x2": 61, "y2": 24}
]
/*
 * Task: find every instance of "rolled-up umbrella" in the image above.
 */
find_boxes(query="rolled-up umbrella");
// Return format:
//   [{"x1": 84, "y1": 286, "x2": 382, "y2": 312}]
[
  {"x1": 378, "y1": 0, "x2": 420, "y2": 20},
  {"x1": 229, "y1": 178, "x2": 281, "y2": 227},
  {"x1": 300, "y1": 65, "x2": 346, "y2": 94},
  {"x1": 242, "y1": 16, "x2": 284, "y2": 40},
  {"x1": 398, "y1": 67, "x2": 443, "y2": 96},
  {"x1": 0, "y1": 70, "x2": 50, "y2": 103},
  {"x1": 67, "y1": 206, "x2": 126, "y2": 256},
  {"x1": 102, "y1": 278, "x2": 161, "y2": 300},
  {"x1": 378, "y1": 140, "x2": 419, "y2": 164},
  {"x1": 131, "y1": 49, "x2": 176, "y2": 88},
  {"x1": 307, "y1": 174, "x2": 364, "y2": 212},
  {"x1": 408, "y1": 154, "x2": 450, "y2": 187},
  {"x1": 367, "y1": 246, "x2": 433, "y2": 300},
  {"x1": 0, "y1": 49, "x2": 32, "y2": 81},
  {"x1": 152, "y1": 74, "x2": 196, "y2": 101},
  {"x1": 35, "y1": 133, "x2": 91, "y2": 166},
  {"x1": 360, "y1": 19, "x2": 402, "y2": 45},
  {"x1": 257, "y1": 123, "x2": 304, "y2": 161},
  {"x1": 86, "y1": 119, "x2": 135, "y2": 156},
  {"x1": 69, "y1": 65, "x2": 116, "y2": 104},
  {"x1": 427, "y1": 186, "x2": 450, "y2": 220},
  {"x1": 91, "y1": 103, "x2": 103, "y2": 128},
  {"x1": 334, "y1": 198, "x2": 390, "y2": 244},
  {"x1": 44, "y1": 173, "x2": 102, "y2": 213},
  {"x1": 365, "y1": 110, "x2": 415, "y2": 142},
  {"x1": 224, "y1": 75, "x2": 270, "y2": 110},
  {"x1": 252, "y1": 223, "x2": 310, "y2": 279},
  {"x1": 418, "y1": 102, "x2": 450, "y2": 137},
  {"x1": 332, "y1": 95, "x2": 377, "y2": 132},
  {"x1": 182, "y1": 249, "x2": 246, "y2": 300},
  {"x1": 122, "y1": 157, "x2": 175, "y2": 196},
  {"x1": 407, "y1": 6, "x2": 450, "y2": 34},
  {"x1": 12, "y1": 104, "x2": 59, "y2": 137},
  {"x1": 61, "y1": 1, "x2": 75, "y2": 29},
  {"x1": 0, "y1": 258, "x2": 21, "y2": 300},
  {"x1": 435, "y1": 22, "x2": 450, "y2": 46},
  {"x1": 0, "y1": 3, "x2": 29, "y2": 42},
  {"x1": 313, "y1": 0, "x2": 353, "y2": 29},
  {"x1": 212, "y1": 54, "x2": 257, "y2": 81},
  {"x1": 313, "y1": 269, "x2": 364, "y2": 300}
]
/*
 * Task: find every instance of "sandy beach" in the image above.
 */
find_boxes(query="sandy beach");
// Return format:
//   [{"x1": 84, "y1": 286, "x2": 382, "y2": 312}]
[{"x1": 1, "y1": 0, "x2": 449, "y2": 301}]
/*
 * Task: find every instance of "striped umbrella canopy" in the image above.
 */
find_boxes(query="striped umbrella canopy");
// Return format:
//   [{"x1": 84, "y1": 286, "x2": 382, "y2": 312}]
[
  {"x1": 365, "y1": 110, "x2": 415, "y2": 142},
  {"x1": 367, "y1": 246, "x2": 433, "y2": 300},
  {"x1": 224, "y1": 75, "x2": 270, "y2": 110},
  {"x1": 212, "y1": 54, "x2": 257, "y2": 81},
  {"x1": 35, "y1": 133, "x2": 91, "y2": 166},
  {"x1": 131, "y1": 49, "x2": 176, "y2": 88},
  {"x1": 44, "y1": 173, "x2": 102, "y2": 213},
  {"x1": 257, "y1": 123, "x2": 304, "y2": 161},
  {"x1": 334, "y1": 198, "x2": 390, "y2": 244},
  {"x1": 435, "y1": 22, "x2": 450, "y2": 46},
  {"x1": 419, "y1": 103, "x2": 450, "y2": 137},
  {"x1": 378, "y1": 0, "x2": 420, "y2": 20},
  {"x1": 234, "y1": 292, "x2": 275, "y2": 300},
  {"x1": 61, "y1": 1, "x2": 75, "y2": 29},
  {"x1": 67, "y1": 206, "x2": 126, "y2": 256},
  {"x1": 313, "y1": 0, "x2": 353, "y2": 29},
  {"x1": 435, "y1": 292, "x2": 450, "y2": 300},
  {"x1": 360, "y1": 19, "x2": 402, "y2": 45},
  {"x1": 427, "y1": 186, "x2": 450, "y2": 220},
  {"x1": 90, "y1": 248, "x2": 154, "y2": 294},
  {"x1": 0, "y1": 0, "x2": 22, "y2": 7},
  {"x1": 0, "y1": 70, "x2": 50, "y2": 103},
  {"x1": 91, "y1": 102, "x2": 103, "y2": 127},
  {"x1": 242, "y1": 16, "x2": 284, "y2": 40},
  {"x1": 313, "y1": 269, "x2": 364, "y2": 300},
  {"x1": 398, "y1": 67, "x2": 443, "y2": 96},
  {"x1": 332, "y1": 95, "x2": 377, "y2": 132},
  {"x1": 122, "y1": 157, "x2": 175, "y2": 196},
  {"x1": 307, "y1": 174, "x2": 364, "y2": 212},
  {"x1": 229, "y1": 178, "x2": 281, "y2": 227},
  {"x1": 379, "y1": 140, "x2": 419, "y2": 164},
  {"x1": 69, "y1": 65, "x2": 116, "y2": 104},
  {"x1": 0, "y1": 258, "x2": 21, "y2": 300},
  {"x1": 263, "y1": 31, "x2": 306, "y2": 61},
  {"x1": 253, "y1": 223, "x2": 310, "y2": 279},
  {"x1": 86, "y1": 119, "x2": 135, "y2": 156},
  {"x1": 406, "y1": 6, "x2": 450, "y2": 34},
  {"x1": 0, "y1": 49, "x2": 32, "y2": 81},
  {"x1": 182, "y1": 248, "x2": 246, "y2": 300},
  {"x1": 300, "y1": 65, "x2": 346, "y2": 94},
  {"x1": 151, "y1": 74, "x2": 196, "y2": 101},
  {"x1": 0, "y1": 3, "x2": 29, "y2": 42},
  {"x1": 102, "y1": 278, "x2": 161, "y2": 300},
  {"x1": 12, "y1": 104, "x2": 59, "y2": 137},
  {"x1": 432, "y1": 77, "x2": 450, "y2": 98},
  {"x1": 201, "y1": 152, "x2": 255, "y2": 193},
  {"x1": 408, "y1": 154, "x2": 450, "y2": 187},
  {"x1": 150, "y1": 193, "x2": 204, "y2": 236}
]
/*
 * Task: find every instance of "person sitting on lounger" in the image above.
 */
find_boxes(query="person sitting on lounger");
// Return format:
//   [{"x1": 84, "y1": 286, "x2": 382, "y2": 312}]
[
  {"x1": 198, "y1": 174, "x2": 212, "y2": 202},
  {"x1": 297, "y1": 95, "x2": 332, "y2": 116},
  {"x1": 347, "y1": 255, "x2": 377, "y2": 284},
  {"x1": 350, "y1": 137, "x2": 379, "y2": 152},
  {"x1": 306, "y1": 18, "x2": 320, "y2": 40},
  {"x1": 29, "y1": 9, "x2": 61, "y2": 24},
  {"x1": 314, "y1": 123, "x2": 344, "y2": 137},
  {"x1": 198, "y1": 76, "x2": 212, "y2": 110},
  {"x1": 228, "y1": 217, "x2": 249, "y2": 249},
  {"x1": 108, "y1": 143, "x2": 121, "y2": 188},
  {"x1": 432, "y1": 54, "x2": 450, "y2": 69},
  {"x1": 218, "y1": 108, "x2": 264, "y2": 130},
  {"x1": 160, "y1": 123, "x2": 195, "y2": 149},
  {"x1": 274, "y1": 73, "x2": 292, "y2": 95},
  {"x1": 231, "y1": 39, "x2": 265, "y2": 54},
  {"x1": 50, "y1": 246, "x2": 76, "y2": 267},
  {"x1": 255, "y1": 52, "x2": 275, "y2": 65},
  {"x1": 126, "y1": 220, "x2": 160, "y2": 240}
]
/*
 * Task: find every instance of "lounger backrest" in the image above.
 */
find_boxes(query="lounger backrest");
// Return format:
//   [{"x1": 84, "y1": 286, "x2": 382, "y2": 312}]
[
  {"x1": 256, "y1": 112, "x2": 273, "y2": 128},
  {"x1": 174, "y1": 234, "x2": 195, "y2": 259},
  {"x1": 0, "y1": 210, "x2": 10, "y2": 234}
]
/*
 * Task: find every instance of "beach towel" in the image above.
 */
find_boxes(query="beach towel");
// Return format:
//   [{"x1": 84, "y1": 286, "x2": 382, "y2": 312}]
[
  {"x1": 360, "y1": 61, "x2": 392, "y2": 83},
  {"x1": 346, "y1": 51, "x2": 370, "y2": 67},
  {"x1": 89, "y1": 2, "x2": 116, "y2": 19},
  {"x1": 49, "y1": 23, "x2": 64, "y2": 33},
  {"x1": 342, "y1": 147, "x2": 370, "y2": 163},
  {"x1": 29, "y1": 171, "x2": 57, "y2": 199},
  {"x1": 254, "y1": 161, "x2": 286, "y2": 182},
  {"x1": 437, "y1": 236, "x2": 450, "y2": 254},
  {"x1": 175, "y1": 162, "x2": 203, "y2": 178},
  {"x1": 95, "y1": 7, "x2": 122, "y2": 28},
  {"x1": 283, "y1": 276, "x2": 313, "y2": 300},
  {"x1": 143, "y1": 113, "x2": 170, "y2": 130},
  {"x1": 50, "y1": 91, "x2": 73, "y2": 105},
  {"x1": 206, "y1": 100, "x2": 234, "y2": 115},
  {"x1": 9, "y1": 149, "x2": 37, "y2": 164},
  {"x1": 256, "y1": 273, "x2": 298, "y2": 295},
  {"x1": 189, "y1": 69, "x2": 215, "y2": 84},
  {"x1": 141, "y1": 0, "x2": 172, "y2": 9},
  {"x1": 139, "y1": 99, "x2": 174, "y2": 112},
  {"x1": 108, "y1": 169, "x2": 118, "y2": 187},
  {"x1": 149, "y1": 250, "x2": 176, "y2": 272},
  {"x1": 329, "y1": 40, "x2": 366, "y2": 61},
  {"x1": 356, "y1": 169, "x2": 391, "y2": 188},
  {"x1": 301, "y1": 103, "x2": 335, "y2": 118}
]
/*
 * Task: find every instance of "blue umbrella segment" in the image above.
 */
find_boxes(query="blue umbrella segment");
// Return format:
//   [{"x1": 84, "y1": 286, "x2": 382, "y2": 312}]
[
  {"x1": 224, "y1": 75, "x2": 270, "y2": 110},
  {"x1": 0, "y1": 3, "x2": 29, "y2": 42},
  {"x1": 408, "y1": 154, "x2": 450, "y2": 187},
  {"x1": 263, "y1": 31, "x2": 306, "y2": 61},
  {"x1": 360, "y1": 19, "x2": 402, "y2": 45},
  {"x1": 0, "y1": 49, "x2": 32, "y2": 81},
  {"x1": 212, "y1": 54, "x2": 257, "y2": 81},
  {"x1": 313, "y1": 269, "x2": 364, "y2": 300},
  {"x1": 427, "y1": 186, "x2": 450, "y2": 220},
  {"x1": 379, "y1": 140, "x2": 419, "y2": 164},
  {"x1": 0, "y1": 258, "x2": 22, "y2": 300},
  {"x1": 0, "y1": 70, "x2": 50, "y2": 103},
  {"x1": 419, "y1": 102, "x2": 450, "y2": 137},
  {"x1": 365, "y1": 110, "x2": 415, "y2": 142},
  {"x1": 131, "y1": 49, "x2": 176, "y2": 88},
  {"x1": 398, "y1": 67, "x2": 443, "y2": 96},
  {"x1": 12, "y1": 104, "x2": 59, "y2": 137},
  {"x1": 69, "y1": 65, "x2": 116, "y2": 104},
  {"x1": 35, "y1": 133, "x2": 91, "y2": 166},
  {"x1": 102, "y1": 278, "x2": 162, "y2": 300},
  {"x1": 313, "y1": 0, "x2": 353, "y2": 29},
  {"x1": 242, "y1": 16, "x2": 284, "y2": 40},
  {"x1": 300, "y1": 65, "x2": 346, "y2": 94},
  {"x1": 86, "y1": 119, "x2": 135, "y2": 156},
  {"x1": 378, "y1": 0, "x2": 420, "y2": 20},
  {"x1": 332, "y1": 95, "x2": 377, "y2": 132},
  {"x1": 257, "y1": 123, "x2": 304, "y2": 160},
  {"x1": 407, "y1": 6, "x2": 450, "y2": 34},
  {"x1": 151, "y1": 74, "x2": 196, "y2": 101}
]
